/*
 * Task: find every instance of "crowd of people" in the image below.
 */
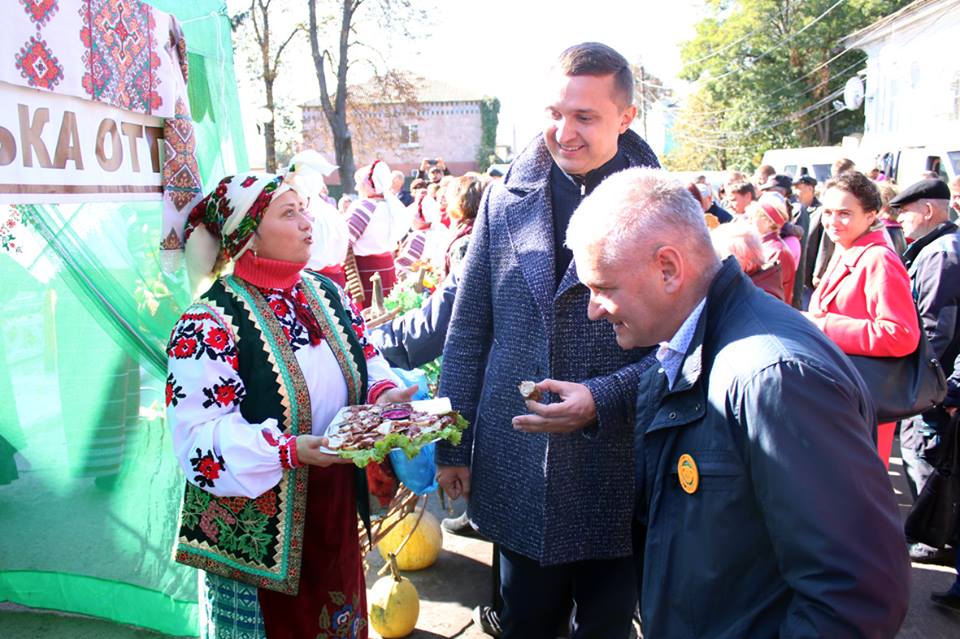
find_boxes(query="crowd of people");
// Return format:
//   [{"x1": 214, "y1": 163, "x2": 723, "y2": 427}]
[{"x1": 162, "y1": 40, "x2": 960, "y2": 639}]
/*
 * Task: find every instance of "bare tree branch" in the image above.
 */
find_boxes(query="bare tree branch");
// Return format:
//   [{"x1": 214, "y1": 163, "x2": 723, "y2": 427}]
[{"x1": 272, "y1": 25, "x2": 303, "y2": 71}]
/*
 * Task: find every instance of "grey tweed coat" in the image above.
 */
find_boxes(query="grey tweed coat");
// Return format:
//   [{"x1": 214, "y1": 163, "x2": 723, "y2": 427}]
[{"x1": 436, "y1": 131, "x2": 660, "y2": 565}]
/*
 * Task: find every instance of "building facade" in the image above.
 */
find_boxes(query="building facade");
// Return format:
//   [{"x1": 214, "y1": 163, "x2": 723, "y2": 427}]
[
  {"x1": 843, "y1": 0, "x2": 960, "y2": 181},
  {"x1": 302, "y1": 79, "x2": 487, "y2": 186}
]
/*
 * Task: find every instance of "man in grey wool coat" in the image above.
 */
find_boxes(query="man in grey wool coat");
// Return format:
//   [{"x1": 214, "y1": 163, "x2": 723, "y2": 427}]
[{"x1": 435, "y1": 42, "x2": 658, "y2": 639}]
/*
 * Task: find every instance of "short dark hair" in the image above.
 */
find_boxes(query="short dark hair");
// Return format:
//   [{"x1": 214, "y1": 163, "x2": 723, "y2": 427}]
[
  {"x1": 832, "y1": 158, "x2": 856, "y2": 175},
  {"x1": 557, "y1": 42, "x2": 633, "y2": 108},
  {"x1": 825, "y1": 171, "x2": 882, "y2": 212},
  {"x1": 729, "y1": 181, "x2": 756, "y2": 198}
]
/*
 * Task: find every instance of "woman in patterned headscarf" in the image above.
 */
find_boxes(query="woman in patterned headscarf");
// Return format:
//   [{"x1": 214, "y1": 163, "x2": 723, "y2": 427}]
[{"x1": 168, "y1": 153, "x2": 413, "y2": 639}]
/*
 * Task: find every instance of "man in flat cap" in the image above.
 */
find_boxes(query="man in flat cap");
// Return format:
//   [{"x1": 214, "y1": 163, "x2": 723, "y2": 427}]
[{"x1": 893, "y1": 179, "x2": 960, "y2": 572}]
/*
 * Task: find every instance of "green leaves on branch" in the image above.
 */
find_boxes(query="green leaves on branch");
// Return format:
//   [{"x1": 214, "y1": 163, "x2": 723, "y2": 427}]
[
  {"x1": 476, "y1": 97, "x2": 500, "y2": 172},
  {"x1": 666, "y1": 0, "x2": 911, "y2": 171}
]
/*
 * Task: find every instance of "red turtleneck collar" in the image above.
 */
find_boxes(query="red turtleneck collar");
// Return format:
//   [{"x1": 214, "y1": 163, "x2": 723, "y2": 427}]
[{"x1": 233, "y1": 252, "x2": 305, "y2": 289}]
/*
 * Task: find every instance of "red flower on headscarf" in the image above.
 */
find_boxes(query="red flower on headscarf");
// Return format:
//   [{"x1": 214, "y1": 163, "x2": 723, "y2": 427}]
[{"x1": 241, "y1": 176, "x2": 258, "y2": 188}]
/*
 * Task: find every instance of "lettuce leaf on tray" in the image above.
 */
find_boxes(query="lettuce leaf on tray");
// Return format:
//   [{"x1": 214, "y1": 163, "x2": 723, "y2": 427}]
[{"x1": 337, "y1": 413, "x2": 470, "y2": 467}]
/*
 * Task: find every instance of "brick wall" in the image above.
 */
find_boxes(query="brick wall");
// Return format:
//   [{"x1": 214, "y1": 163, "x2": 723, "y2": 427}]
[{"x1": 302, "y1": 101, "x2": 482, "y2": 185}]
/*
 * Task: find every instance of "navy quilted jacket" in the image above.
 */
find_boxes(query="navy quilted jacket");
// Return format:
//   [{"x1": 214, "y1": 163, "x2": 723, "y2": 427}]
[{"x1": 436, "y1": 131, "x2": 659, "y2": 564}]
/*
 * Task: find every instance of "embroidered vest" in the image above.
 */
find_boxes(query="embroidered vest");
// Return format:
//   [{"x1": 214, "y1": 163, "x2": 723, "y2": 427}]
[{"x1": 173, "y1": 272, "x2": 369, "y2": 595}]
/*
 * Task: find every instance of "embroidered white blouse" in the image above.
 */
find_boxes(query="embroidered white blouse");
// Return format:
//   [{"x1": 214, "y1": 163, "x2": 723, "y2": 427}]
[
  {"x1": 165, "y1": 280, "x2": 400, "y2": 498},
  {"x1": 346, "y1": 196, "x2": 413, "y2": 257}
]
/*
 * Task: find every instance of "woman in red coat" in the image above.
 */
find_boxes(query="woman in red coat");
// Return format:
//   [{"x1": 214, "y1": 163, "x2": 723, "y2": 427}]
[{"x1": 806, "y1": 171, "x2": 920, "y2": 467}]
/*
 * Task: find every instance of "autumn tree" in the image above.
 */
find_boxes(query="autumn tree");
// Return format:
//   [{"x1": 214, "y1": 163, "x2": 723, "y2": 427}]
[
  {"x1": 672, "y1": 0, "x2": 911, "y2": 170},
  {"x1": 307, "y1": 0, "x2": 428, "y2": 193},
  {"x1": 232, "y1": 1, "x2": 304, "y2": 173}
]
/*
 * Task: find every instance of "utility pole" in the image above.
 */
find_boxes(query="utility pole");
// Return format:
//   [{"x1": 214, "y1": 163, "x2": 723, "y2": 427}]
[{"x1": 639, "y1": 65, "x2": 648, "y2": 140}]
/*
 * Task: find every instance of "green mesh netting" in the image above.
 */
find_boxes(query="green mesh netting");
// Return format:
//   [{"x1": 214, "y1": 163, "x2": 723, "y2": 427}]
[{"x1": 0, "y1": 3, "x2": 248, "y2": 635}]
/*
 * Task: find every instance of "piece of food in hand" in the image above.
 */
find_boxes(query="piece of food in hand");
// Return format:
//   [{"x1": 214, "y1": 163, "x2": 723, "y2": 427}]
[{"x1": 518, "y1": 381, "x2": 542, "y2": 402}]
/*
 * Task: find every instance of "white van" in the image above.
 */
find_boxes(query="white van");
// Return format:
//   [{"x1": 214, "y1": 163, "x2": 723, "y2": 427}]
[
  {"x1": 760, "y1": 146, "x2": 851, "y2": 183},
  {"x1": 870, "y1": 147, "x2": 960, "y2": 186}
]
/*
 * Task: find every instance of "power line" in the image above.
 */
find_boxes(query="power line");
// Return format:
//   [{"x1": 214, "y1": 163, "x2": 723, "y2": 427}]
[
  {"x1": 674, "y1": 52, "x2": 864, "y2": 123},
  {"x1": 708, "y1": 0, "x2": 848, "y2": 83},
  {"x1": 670, "y1": 84, "x2": 846, "y2": 149},
  {"x1": 651, "y1": 0, "x2": 851, "y2": 115}
]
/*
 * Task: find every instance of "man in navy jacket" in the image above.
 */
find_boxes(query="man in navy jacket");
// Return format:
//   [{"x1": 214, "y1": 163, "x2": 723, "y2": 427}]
[{"x1": 568, "y1": 168, "x2": 909, "y2": 638}]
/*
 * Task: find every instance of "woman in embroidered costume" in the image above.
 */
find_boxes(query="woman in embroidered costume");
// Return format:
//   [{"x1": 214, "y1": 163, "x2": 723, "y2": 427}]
[
  {"x1": 395, "y1": 188, "x2": 449, "y2": 276},
  {"x1": 345, "y1": 160, "x2": 413, "y2": 307},
  {"x1": 166, "y1": 152, "x2": 412, "y2": 639}
]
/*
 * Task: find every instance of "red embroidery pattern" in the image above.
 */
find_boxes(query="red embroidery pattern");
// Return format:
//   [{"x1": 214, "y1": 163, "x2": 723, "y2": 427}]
[
  {"x1": 190, "y1": 447, "x2": 225, "y2": 489},
  {"x1": 167, "y1": 314, "x2": 238, "y2": 363},
  {"x1": 278, "y1": 436, "x2": 298, "y2": 470},
  {"x1": 199, "y1": 501, "x2": 234, "y2": 541},
  {"x1": 20, "y1": 0, "x2": 60, "y2": 26},
  {"x1": 345, "y1": 293, "x2": 378, "y2": 359},
  {"x1": 260, "y1": 288, "x2": 312, "y2": 352},
  {"x1": 80, "y1": 0, "x2": 163, "y2": 113},
  {"x1": 162, "y1": 98, "x2": 203, "y2": 213},
  {"x1": 201, "y1": 376, "x2": 245, "y2": 409},
  {"x1": 204, "y1": 327, "x2": 230, "y2": 351},
  {"x1": 255, "y1": 490, "x2": 278, "y2": 516},
  {"x1": 170, "y1": 336, "x2": 198, "y2": 359},
  {"x1": 260, "y1": 429, "x2": 299, "y2": 471},
  {"x1": 15, "y1": 36, "x2": 64, "y2": 89},
  {"x1": 165, "y1": 372, "x2": 185, "y2": 407}
]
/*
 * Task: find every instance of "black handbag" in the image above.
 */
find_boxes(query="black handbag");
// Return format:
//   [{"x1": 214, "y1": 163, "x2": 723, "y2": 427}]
[
  {"x1": 847, "y1": 306, "x2": 947, "y2": 422},
  {"x1": 904, "y1": 413, "x2": 960, "y2": 549}
]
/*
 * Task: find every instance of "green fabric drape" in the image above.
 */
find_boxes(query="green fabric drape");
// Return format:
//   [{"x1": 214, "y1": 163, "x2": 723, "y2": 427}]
[{"x1": 0, "y1": 2, "x2": 248, "y2": 635}]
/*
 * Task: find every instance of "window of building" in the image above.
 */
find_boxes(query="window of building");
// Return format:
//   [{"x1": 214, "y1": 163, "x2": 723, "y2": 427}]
[{"x1": 400, "y1": 123, "x2": 419, "y2": 147}]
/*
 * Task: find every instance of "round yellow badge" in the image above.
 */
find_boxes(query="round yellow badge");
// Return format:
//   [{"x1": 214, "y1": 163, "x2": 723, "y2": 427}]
[{"x1": 677, "y1": 454, "x2": 699, "y2": 494}]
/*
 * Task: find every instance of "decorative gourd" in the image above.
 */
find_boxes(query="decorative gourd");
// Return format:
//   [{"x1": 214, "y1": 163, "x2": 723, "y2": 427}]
[
  {"x1": 369, "y1": 553, "x2": 420, "y2": 638},
  {"x1": 377, "y1": 508, "x2": 442, "y2": 571}
]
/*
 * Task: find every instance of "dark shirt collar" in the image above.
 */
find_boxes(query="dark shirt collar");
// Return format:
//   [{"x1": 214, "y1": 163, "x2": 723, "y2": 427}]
[
  {"x1": 903, "y1": 220, "x2": 958, "y2": 266},
  {"x1": 552, "y1": 150, "x2": 629, "y2": 196}
]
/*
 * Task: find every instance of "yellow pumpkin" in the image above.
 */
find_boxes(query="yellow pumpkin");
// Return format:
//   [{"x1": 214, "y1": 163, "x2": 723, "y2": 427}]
[
  {"x1": 377, "y1": 508, "x2": 442, "y2": 571},
  {"x1": 369, "y1": 554, "x2": 420, "y2": 638}
]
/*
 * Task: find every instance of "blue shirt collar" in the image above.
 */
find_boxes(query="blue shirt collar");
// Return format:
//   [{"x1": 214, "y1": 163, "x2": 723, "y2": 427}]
[{"x1": 655, "y1": 297, "x2": 706, "y2": 390}]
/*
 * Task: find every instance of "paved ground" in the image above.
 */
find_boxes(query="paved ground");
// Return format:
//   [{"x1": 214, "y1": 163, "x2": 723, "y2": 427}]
[{"x1": 1, "y1": 451, "x2": 958, "y2": 638}]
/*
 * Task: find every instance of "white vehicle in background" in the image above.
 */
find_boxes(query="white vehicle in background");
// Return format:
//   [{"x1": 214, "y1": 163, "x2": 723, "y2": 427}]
[
  {"x1": 867, "y1": 146, "x2": 960, "y2": 185},
  {"x1": 760, "y1": 146, "x2": 851, "y2": 183},
  {"x1": 762, "y1": 141, "x2": 960, "y2": 186}
]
